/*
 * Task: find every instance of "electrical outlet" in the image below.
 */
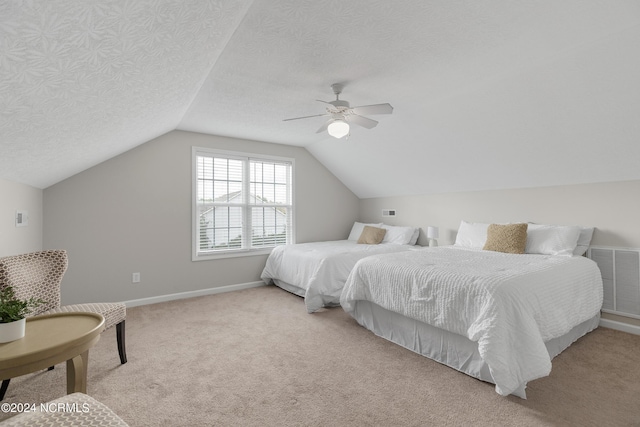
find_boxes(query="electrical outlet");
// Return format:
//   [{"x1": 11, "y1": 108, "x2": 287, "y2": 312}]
[{"x1": 132, "y1": 272, "x2": 140, "y2": 283}]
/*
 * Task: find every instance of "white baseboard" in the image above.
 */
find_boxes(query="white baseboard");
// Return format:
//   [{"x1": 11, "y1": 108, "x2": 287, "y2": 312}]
[
  {"x1": 599, "y1": 318, "x2": 640, "y2": 336},
  {"x1": 124, "y1": 281, "x2": 267, "y2": 308}
]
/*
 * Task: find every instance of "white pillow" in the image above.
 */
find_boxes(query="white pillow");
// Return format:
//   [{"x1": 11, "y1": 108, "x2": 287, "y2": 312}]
[
  {"x1": 525, "y1": 224, "x2": 581, "y2": 256},
  {"x1": 348, "y1": 222, "x2": 383, "y2": 241},
  {"x1": 573, "y1": 227, "x2": 595, "y2": 256},
  {"x1": 454, "y1": 221, "x2": 489, "y2": 248},
  {"x1": 381, "y1": 225, "x2": 419, "y2": 245},
  {"x1": 409, "y1": 228, "x2": 420, "y2": 246}
]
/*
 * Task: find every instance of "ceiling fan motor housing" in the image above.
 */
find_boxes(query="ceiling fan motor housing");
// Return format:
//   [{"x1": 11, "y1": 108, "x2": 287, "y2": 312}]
[{"x1": 330, "y1": 100, "x2": 350, "y2": 108}]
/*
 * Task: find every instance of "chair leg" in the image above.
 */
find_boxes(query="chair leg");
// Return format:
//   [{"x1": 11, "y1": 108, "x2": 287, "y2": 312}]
[
  {"x1": 116, "y1": 320, "x2": 127, "y2": 364},
  {"x1": 0, "y1": 367, "x2": 55, "y2": 401},
  {"x1": 0, "y1": 379, "x2": 10, "y2": 401}
]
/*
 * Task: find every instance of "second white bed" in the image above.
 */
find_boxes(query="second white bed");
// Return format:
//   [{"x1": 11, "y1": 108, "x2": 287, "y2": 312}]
[{"x1": 261, "y1": 239, "x2": 419, "y2": 313}]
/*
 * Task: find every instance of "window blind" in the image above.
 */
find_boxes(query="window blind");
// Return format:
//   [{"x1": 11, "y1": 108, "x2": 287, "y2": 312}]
[{"x1": 194, "y1": 149, "x2": 293, "y2": 257}]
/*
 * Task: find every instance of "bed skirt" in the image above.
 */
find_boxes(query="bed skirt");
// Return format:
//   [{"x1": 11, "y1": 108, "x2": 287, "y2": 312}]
[
  {"x1": 271, "y1": 279, "x2": 306, "y2": 298},
  {"x1": 271, "y1": 279, "x2": 341, "y2": 309},
  {"x1": 351, "y1": 300, "x2": 600, "y2": 398}
]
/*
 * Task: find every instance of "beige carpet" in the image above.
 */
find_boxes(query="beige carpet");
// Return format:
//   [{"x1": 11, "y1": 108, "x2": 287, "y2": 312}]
[{"x1": 2, "y1": 286, "x2": 640, "y2": 426}]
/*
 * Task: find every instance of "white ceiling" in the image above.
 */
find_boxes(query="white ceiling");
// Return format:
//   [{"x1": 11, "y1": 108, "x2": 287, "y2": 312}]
[{"x1": 2, "y1": 1, "x2": 640, "y2": 198}]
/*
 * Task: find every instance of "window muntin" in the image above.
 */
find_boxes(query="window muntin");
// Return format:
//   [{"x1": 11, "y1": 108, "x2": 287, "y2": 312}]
[{"x1": 193, "y1": 148, "x2": 293, "y2": 259}]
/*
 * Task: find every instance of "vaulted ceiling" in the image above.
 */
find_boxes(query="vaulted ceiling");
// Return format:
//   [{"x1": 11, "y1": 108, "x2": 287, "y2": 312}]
[{"x1": 2, "y1": 1, "x2": 639, "y2": 198}]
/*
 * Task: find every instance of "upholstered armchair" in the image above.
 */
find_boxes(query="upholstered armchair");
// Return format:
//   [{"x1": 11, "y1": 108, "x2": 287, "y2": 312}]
[{"x1": 0, "y1": 250, "x2": 127, "y2": 400}]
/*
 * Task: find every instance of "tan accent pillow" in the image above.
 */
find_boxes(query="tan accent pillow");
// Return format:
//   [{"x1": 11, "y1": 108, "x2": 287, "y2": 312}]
[
  {"x1": 483, "y1": 223, "x2": 528, "y2": 254},
  {"x1": 357, "y1": 226, "x2": 387, "y2": 244}
]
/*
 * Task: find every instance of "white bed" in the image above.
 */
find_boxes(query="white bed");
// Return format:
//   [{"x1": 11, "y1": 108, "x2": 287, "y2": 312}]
[
  {"x1": 261, "y1": 222, "x2": 420, "y2": 313},
  {"x1": 340, "y1": 222, "x2": 602, "y2": 398}
]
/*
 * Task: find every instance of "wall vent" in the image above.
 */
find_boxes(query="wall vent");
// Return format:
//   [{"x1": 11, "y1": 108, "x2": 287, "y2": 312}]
[{"x1": 588, "y1": 246, "x2": 640, "y2": 319}]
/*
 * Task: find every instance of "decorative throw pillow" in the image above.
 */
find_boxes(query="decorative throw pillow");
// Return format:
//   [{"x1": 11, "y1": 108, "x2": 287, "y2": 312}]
[
  {"x1": 357, "y1": 226, "x2": 387, "y2": 244},
  {"x1": 483, "y1": 223, "x2": 528, "y2": 254},
  {"x1": 348, "y1": 222, "x2": 383, "y2": 241}
]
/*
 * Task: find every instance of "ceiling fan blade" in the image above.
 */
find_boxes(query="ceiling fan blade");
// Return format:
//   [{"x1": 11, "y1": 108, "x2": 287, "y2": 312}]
[
  {"x1": 347, "y1": 115, "x2": 378, "y2": 129},
  {"x1": 350, "y1": 103, "x2": 393, "y2": 116},
  {"x1": 283, "y1": 113, "x2": 329, "y2": 122},
  {"x1": 316, "y1": 120, "x2": 331, "y2": 134}
]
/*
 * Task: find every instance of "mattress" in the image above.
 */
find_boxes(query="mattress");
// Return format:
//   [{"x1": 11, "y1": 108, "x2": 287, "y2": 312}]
[
  {"x1": 261, "y1": 240, "x2": 418, "y2": 313},
  {"x1": 340, "y1": 246, "x2": 604, "y2": 396}
]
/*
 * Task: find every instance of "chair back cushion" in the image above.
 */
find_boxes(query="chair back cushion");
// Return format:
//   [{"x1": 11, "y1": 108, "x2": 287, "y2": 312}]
[{"x1": 0, "y1": 250, "x2": 67, "y2": 315}]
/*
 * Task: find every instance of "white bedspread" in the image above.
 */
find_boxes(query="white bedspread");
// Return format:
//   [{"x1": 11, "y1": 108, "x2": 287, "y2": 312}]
[
  {"x1": 340, "y1": 246, "x2": 603, "y2": 396},
  {"x1": 261, "y1": 240, "x2": 418, "y2": 313}
]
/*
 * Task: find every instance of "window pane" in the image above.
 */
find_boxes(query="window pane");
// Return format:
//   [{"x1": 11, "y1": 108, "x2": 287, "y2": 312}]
[
  {"x1": 228, "y1": 159, "x2": 243, "y2": 181},
  {"x1": 198, "y1": 206, "x2": 214, "y2": 250},
  {"x1": 274, "y1": 183, "x2": 287, "y2": 204},
  {"x1": 251, "y1": 162, "x2": 262, "y2": 183},
  {"x1": 264, "y1": 163, "x2": 275, "y2": 183},
  {"x1": 213, "y1": 180, "x2": 227, "y2": 201},
  {"x1": 213, "y1": 158, "x2": 228, "y2": 180},
  {"x1": 197, "y1": 179, "x2": 214, "y2": 204},
  {"x1": 197, "y1": 157, "x2": 214, "y2": 203},
  {"x1": 250, "y1": 160, "x2": 289, "y2": 206},
  {"x1": 198, "y1": 205, "x2": 244, "y2": 250},
  {"x1": 263, "y1": 183, "x2": 275, "y2": 203},
  {"x1": 251, "y1": 207, "x2": 288, "y2": 248},
  {"x1": 196, "y1": 151, "x2": 292, "y2": 255},
  {"x1": 228, "y1": 181, "x2": 242, "y2": 201},
  {"x1": 274, "y1": 164, "x2": 287, "y2": 184},
  {"x1": 197, "y1": 157, "x2": 213, "y2": 180},
  {"x1": 199, "y1": 157, "x2": 243, "y2": 203}
]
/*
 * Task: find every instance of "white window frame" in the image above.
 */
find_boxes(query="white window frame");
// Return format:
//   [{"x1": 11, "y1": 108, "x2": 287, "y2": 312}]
[{"x1": 192, "y1": 147, "x2": 295, "y2": 261}]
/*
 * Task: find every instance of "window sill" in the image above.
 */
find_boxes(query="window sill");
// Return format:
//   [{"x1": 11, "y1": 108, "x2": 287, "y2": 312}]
[{"x1": 192, "y1": 248, "x2": 274, "y2": 261}]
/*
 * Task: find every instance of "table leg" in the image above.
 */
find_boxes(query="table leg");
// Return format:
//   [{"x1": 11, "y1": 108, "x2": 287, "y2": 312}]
[{"x1": 66, "y1": 350, "x2": 89, "y2": 394}]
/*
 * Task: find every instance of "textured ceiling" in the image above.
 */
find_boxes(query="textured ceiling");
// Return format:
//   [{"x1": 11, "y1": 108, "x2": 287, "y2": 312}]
[
  {"x1": 0, "y1": 0, "x2": 252, "y2": 188},
  {"x1": 2, "y1": 1, "x2": 640, "y2": 198}
]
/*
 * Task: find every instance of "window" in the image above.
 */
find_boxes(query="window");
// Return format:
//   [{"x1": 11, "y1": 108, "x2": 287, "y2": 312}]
[{"x1": 192, "y1": 148, "x2": 294, "y2": 259}]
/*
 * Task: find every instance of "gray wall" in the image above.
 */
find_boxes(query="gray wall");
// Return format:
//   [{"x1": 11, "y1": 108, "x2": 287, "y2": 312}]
[
  {"x1": 359, "y1": 179, "x2": 640, "y2": 327},
  {"x1": 359, "y1": 180, "x2": 640, "y2": 247},
  {"x1": 0, "y1": 178, "x2": 42, "y2": 257},
  {"x1": 44, "y1": 130, "x2": 359, "y2": 304},
  {"x1": 36, "y1": 130, "x2": 640, "y2": 330}
]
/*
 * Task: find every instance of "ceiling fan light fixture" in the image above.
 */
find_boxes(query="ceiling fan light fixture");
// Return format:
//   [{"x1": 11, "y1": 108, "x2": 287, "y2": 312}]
[{"x1": 327, "y1": 119, "x2": 349, "y2": 139}]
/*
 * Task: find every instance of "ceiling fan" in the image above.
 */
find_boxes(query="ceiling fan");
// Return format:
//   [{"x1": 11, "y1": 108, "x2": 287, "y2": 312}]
[{"x1": 283, "y1": 83, "x2": 393, "y2": 139}]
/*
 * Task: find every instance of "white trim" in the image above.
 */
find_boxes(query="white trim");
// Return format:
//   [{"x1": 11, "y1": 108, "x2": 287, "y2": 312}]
[
  {"x1": 599, "y1": 318, "x2": 640, "y2": 336},
  {"x1": 193, "y1": 247, "x2": 273, "y2": 260},
  {"x1": 191, "y1": 146, "x2": 295, "y2": 261},
  {"x1": 123, "y1": 281, "x2": 267, "y2": 308},
  {"x1": 589, "y1": 244, "x2": 640, "y2": 251},
  {"x1": 602, "y1": 308, "x2": 640, "y2": 321}
]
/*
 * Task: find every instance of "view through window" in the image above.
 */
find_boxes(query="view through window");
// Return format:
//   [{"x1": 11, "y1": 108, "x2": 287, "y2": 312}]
[{"x1": 193, "y1": 148, "x2": 294, "y2": 258}]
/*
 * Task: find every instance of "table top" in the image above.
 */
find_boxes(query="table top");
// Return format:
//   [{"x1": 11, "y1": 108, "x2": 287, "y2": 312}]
[{"x1": 0, "y1": 312, "x2": 105, "y2": 372}]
